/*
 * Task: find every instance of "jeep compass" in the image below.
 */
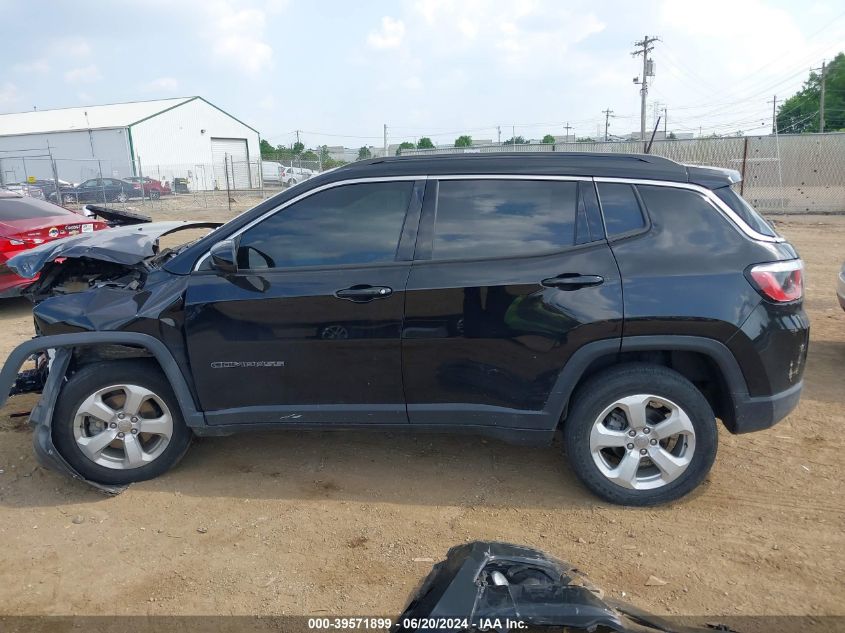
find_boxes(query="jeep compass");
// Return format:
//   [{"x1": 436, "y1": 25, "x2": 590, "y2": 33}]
[{"x1": 0, "y1": 153, "x2": 809, "y2": 505}]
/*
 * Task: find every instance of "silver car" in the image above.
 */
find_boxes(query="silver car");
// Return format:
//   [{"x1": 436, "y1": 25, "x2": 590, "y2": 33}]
[{"x1": 2, "y1": 183, "x2": 45, "y2": 200}]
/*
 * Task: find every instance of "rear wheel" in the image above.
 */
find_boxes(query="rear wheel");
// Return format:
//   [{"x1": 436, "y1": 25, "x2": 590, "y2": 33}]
[
  {"x1": 150, "y1": 190, "x2": 161, "y2": 200},
  {"x1": 563, "y1": 364, "x2": 718, "y2": 506},
  {"x1": 116, "y1": 191, "x2": 128, "y2": 203},
  {"x1": 62, "y1": 194, "x2": 76, "y2": 204},
  {"x1": 52, "y1": 359, "x2": 192, "y2": 485}
]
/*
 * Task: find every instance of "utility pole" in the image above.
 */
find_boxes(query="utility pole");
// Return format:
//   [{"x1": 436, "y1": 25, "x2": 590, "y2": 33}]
[
  {"x1": 295, "y1": 130, "x2": 301, "y2": 145},
  {"x1": 497, "y1": 125, "x2": 501, "y2": 144},
  {"x1": 563, "y1": 121, "x2": 572, "y2": 142},
  {"x1": 632, "y1": 35, "x2": 659, "y2": 151},
  {"x1": 383, "y1": 124, "x2": 388, "y2": 157},
  {"x1": 602, "y1": 108, "x2": 613, "y2": 141},
  {"x1": 663, "y1": 107, "x2": 668, "y2": 138},
  {"x1": 812, "y1": 61, "x2": 828, "y2": 132},
  {"x1": 768, "y1": 95, "x2": 779, "y2": 134}
]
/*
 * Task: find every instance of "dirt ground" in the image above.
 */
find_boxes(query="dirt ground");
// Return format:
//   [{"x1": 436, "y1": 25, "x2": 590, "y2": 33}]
[{"x1": 0, "y1": 199, "x2": 843, "y2": 625}]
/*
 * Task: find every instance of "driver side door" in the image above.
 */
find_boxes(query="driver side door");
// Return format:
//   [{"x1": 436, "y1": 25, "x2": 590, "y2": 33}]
[{"x1": 184, "y1": 178, "x2": 425, "y2": 427}]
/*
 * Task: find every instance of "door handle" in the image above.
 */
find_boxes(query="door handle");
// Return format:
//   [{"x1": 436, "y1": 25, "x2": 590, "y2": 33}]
[
  {"x1": 335, "y1": 285, "x2": 393, "y2": 302},
  {"x1": 541, "y1": 274, "x2": 604, "y2": 290}
]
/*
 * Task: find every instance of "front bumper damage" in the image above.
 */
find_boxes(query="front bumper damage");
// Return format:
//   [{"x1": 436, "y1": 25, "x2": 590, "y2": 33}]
[
  {"x1": 20, "y1": 348, "x2": 126, "y2": 495},
  {"x1": 396, "y1": 542, "x2": 736, "y2": 633}
]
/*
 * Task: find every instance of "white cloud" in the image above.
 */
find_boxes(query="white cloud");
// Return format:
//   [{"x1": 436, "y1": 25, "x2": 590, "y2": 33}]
[
  {"x1": 53, "y1": 36, "x2": 92, "y2": 58},
  {"x1": 258, "y1": 95, "x2": 276, "y2": 109},
  {"x1": 144, "y1": 76, "x2": 180, "y2": 92},
  {"x1": 64, "y1": 65, "x2": 101, "y2": 83},
  {"x1": 13, "y1": 59, "x2": 50, "y2": 74},
  {"x1": 0, "y1": 82, "x2": 20, "y2": 107},
  {"x1": 206, "y1": 1, "x2": 274, "y2": 76},
  {"x1": 367, "y1": 16, "x2": 406, "y2": 49}
]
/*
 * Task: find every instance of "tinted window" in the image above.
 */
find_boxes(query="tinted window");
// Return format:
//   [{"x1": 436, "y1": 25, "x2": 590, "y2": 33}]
[
  {"x1": 597, "y1": 183, "x2": 645, "y2": 237},
  {"x1": 0, "y1": 197, "x2": 75, "y2": 220},
  {"x1": 236, "y1": 181, "x2": 413, "y2": 269},
  {"x1": 432, "y1": 180, "x2": 577, "y2": 260},
  {"x1": 714, "y1": 186, "x2": 777, "y2": 237}
]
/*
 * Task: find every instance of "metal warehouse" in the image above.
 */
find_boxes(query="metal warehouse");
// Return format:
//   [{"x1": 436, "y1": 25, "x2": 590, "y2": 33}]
[{"x1": 0, "y1": 97, "x2": 260, "y2": 191}]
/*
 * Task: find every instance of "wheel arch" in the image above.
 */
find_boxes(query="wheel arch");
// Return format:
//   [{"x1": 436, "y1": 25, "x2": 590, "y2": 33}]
[
  {"x1": 0, "y1": 332, "x2": 205, "y2": 427},
  {"x1": 550, "y1": 335, "x2": 749, "y2": 431}
]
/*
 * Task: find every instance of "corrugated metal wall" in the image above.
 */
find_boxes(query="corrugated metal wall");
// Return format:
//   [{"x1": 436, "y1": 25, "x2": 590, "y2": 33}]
[{"x1": 129, "y1": 98, "x2": 261, "y2": 190}]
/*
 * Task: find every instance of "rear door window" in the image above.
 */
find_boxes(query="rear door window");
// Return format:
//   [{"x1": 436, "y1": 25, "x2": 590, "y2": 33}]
[
  {"x1": 596, "y1": 183, "x2": 646, "y2": 237},
  {"x1": 431, "y1": 179, "x2": 578, "y2": 260}
]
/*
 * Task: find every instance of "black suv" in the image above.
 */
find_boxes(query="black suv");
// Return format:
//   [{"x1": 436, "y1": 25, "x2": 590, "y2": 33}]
[{"x1": 0, "y1": 153, "x2": 809, "y2": 505}]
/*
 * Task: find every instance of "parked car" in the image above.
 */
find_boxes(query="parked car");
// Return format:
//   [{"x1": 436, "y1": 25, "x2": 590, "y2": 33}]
[
  {"x1": 124, "y1": 177, "x2": 172, "y2": 199},
  {"x1": 261, "y1": 160, "x2": 284, "y2": 184},
  {"x1": 838, "y1": 261, "x2": 845, "y2": 311},
  {"x1": 283, "y1": 166, "x2": 314, "y2": 187},
  {"x1": 0, "y1": 191, "x2": 108, "y2": 297},
  {"x1": 2, "y1": 183, "x2": 46, "y2": 200},
  {"x1": 48, "y1": 178, "x2": 143, "y2": 204},
  {"x1": 0, "y1": 153, "x2": 808, "y2": 505}
]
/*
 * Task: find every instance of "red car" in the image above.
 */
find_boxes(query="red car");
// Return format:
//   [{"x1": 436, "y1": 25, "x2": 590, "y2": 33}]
[
  {"x1": 0, "y1": 191, "x2": 108, "y2": 297},
  {"x1": 125, "y1": 177, "x2": 172, "y2": 199}
]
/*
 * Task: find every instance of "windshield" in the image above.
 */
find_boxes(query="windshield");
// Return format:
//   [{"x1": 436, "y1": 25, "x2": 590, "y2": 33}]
[{"x1": 714, "y1": 186, "x2": 778, "y2": 238}]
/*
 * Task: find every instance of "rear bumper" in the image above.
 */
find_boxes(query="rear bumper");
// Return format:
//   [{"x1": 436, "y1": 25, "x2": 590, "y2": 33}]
[{"x1": 726, "y1": 380, "x2": 803, "y2": 434}]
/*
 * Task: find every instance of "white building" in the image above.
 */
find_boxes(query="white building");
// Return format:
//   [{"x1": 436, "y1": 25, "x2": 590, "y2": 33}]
[{"x1": 0, "y1": 97, "x2": 260, "y2": 190}]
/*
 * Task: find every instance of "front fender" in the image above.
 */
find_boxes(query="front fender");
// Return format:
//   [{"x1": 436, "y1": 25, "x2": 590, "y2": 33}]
[{"x1": 1, "y1": 331, "x2": 205, "y2": 427}]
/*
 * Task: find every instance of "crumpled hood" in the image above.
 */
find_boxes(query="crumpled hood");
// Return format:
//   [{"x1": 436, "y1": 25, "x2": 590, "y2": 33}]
[{"x1": 7, "y1": 221, "x2": 221, "y2": 279}]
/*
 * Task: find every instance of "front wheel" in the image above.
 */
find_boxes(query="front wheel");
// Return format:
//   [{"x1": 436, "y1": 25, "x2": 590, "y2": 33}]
[
  {"x1": 52, "y1": 359, "x2": 192, "y2": 485},
  {"x1": 563, "y1": 363, "x2": 717, "y2": 506},
  {"x1": 149, "y1": 190, "x2": 161, "y2": 200},
  {"x1": 116, "y1": 191, "x2": 129, "y2": 202}
]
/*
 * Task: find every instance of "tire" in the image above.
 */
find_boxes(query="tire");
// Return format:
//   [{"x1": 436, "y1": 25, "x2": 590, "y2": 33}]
[
  {"x1": 52, "y1": 359, "x2": 192, "y2": 485},
  {"x1": 116, "y1": 191, "x2": 128, "y2": 203},
  {"x1": 150, "y1": 190, "x2": 161, "y2": 200},
  {"x1": 62, "y1": 194, "x2": 76, "y2": 204},
  {"x1": 562, "y1": 363, "x2": 717, "y2": 506}
]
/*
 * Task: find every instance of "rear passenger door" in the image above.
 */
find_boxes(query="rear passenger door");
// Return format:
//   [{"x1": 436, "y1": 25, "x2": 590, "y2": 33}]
[{"x1": 402, "y1": 177, "x2": 623, "y2": 430}]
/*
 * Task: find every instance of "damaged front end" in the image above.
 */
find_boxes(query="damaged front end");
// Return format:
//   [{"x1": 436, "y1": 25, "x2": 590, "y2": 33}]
[
  {"x1": 2, "y1": 221, "x2": 221, "y2": 492},
  {"x1": 396, "y1": 542, "x2": 734, "y2": 633}
]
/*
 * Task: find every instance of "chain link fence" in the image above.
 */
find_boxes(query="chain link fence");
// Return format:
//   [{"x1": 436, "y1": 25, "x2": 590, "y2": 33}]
[
  {"x1": 400, "y1": 133, "x2": 845, "y2": 214},
  {"x1": 0, "y1": 151, "x2": 325, "y2": 212}
]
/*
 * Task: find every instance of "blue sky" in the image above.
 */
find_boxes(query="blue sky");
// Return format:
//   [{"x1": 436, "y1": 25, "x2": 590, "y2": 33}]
[{"x1": 2, "y1": 0, "x2": 843, "y2": 148}]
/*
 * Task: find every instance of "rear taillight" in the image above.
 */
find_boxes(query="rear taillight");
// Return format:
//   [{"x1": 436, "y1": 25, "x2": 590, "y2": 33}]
[{"x1": 748, "y1": 259, "x2": 804, "y2": 302}]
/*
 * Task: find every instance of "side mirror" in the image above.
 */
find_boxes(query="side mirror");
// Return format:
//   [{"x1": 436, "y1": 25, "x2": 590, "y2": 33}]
[{"x1": 210, "y1": 239, "x2": 237, "y2": 274}]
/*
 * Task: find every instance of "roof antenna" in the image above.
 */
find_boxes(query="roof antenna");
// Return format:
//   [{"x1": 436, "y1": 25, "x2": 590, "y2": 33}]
[{"x1": 644, "y1": 116, "x2": 661, "y2": 154}]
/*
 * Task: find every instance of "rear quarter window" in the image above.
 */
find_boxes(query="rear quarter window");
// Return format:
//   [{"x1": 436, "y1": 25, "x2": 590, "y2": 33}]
[{"x1": 714, "y1": 186, "x2": 778, "y2": 237}]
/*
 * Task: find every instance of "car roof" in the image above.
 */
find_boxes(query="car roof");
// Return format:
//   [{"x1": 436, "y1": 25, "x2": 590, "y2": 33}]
[{"x1": 330, "y1": 152, "x2": 731, "y2": 186}]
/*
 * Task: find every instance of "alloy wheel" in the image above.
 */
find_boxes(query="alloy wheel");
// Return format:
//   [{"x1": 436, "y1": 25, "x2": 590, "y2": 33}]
[
  {"x1": 72, "y1": 384, "x2": 174, "y2": 470},
  {"x1": 589, "y1": 394, "x2": 696, "y2": 490}
]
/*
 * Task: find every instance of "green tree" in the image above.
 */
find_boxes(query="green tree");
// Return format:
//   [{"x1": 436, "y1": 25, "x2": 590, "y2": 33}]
[
  {"x1": 292, "y1": 141, "x2": 305, "y2": 155},
  {"x1": 260, "y1": 139, "x2": 275, "y2": 157},
  {"x1": 319, "y1": 145, "x2": 330, "y2": 164},
  {"x1": 502, "y1": 135, "x2": 528, "y2": 145},
  {"x1": 575, "y1": 136, "x2": 595, "y2": 143},
  {"x1": 777, "y1": 52, "x2": 844, "y2": 133},
  {"x1": 358, "y1": 146, "x2": 372, "y2": 160},
  {"x1": 396, "y1": 141, "x2": 416, "y2": 155},
  {"x1": 302, "y1": 150, "x2": 318, "y2": 161},
  {"x1": 667, "y1": 131, "x2": 677, "y2": 140},
  {"x1": 454, "y1": 135, "x2": 472, "y2": 147},
  {"x1": 417, "y1": 137, "x2": 435, "y2": 149},
  {"x1": 541, "y1": 134, "x2": 556, "y2": 144}
]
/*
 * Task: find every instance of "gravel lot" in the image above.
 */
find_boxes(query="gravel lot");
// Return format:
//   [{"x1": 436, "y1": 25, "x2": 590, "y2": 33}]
[{"x1": 0, "y1": 197, "x2": 843, "y2": 625}]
